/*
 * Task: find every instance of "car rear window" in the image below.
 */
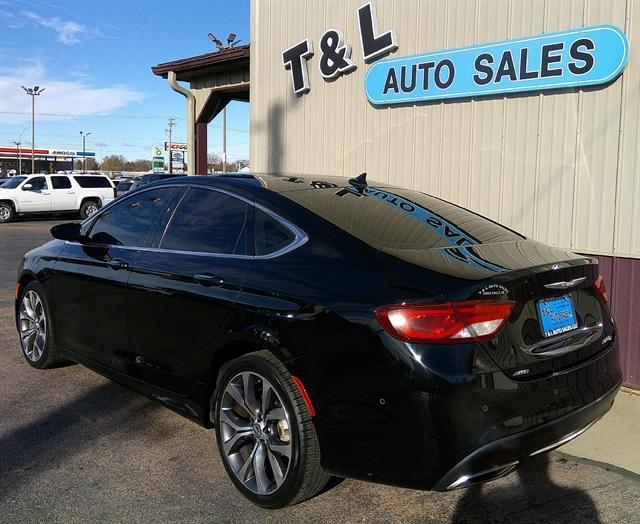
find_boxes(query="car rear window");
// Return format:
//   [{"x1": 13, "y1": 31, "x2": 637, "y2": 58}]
[
  {"x1": 73, "y1": 176, "x2": 112, "y2": 188},
  {"x1": 282, "y1": 184, "x2": 523, "y2": 251}
]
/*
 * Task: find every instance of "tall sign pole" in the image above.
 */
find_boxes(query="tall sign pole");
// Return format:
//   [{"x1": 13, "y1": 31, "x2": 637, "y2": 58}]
[
  {"x1": 166, "y1": 117, "x2": 175, "y2": 174},
  {"x1": 222, "y1": 106, "x2": 227, "y2": 172}
]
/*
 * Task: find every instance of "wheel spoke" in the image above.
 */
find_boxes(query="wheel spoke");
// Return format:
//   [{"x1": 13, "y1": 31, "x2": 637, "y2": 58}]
[
  {"x1": 236, "y1": 442, "x2": 258, "y2": 482},
  {"x1": 265, "y1": 407, "x2": 285, "y2": 422},
  {"x1": 23, "y1": 293, "x2": 36, "y2": 319},
  {"x1": 225, "y1": 382, "x2": 253, "y2": 416},
  {"x1": 242, "y1": 373, "x2": 260, "y2": 415},
  {"x1": 253, "y1": 443, "x2": 270, "y2": 495},
  {"x1": 219, "y1": 407, "x2": 251, "y2": 432},
  {"x1": 267, "y1": 447, "x2": 286, "y2": 487},
  {"x1": 268, "y1": 442, "x2": 292, "y2": 459},
  {"x1": 261, "y1": 381, "x2": 273, "y2": 415},
  {"x1": 21, "y1": 327, "x2": 36, "y2": 340},
  {"x1": 222, "y1": 429, "x2": 253, "y2": 455}
]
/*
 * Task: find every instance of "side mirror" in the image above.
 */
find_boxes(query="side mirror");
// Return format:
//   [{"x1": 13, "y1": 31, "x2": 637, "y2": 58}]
[
  {"x1": 50, "y1": 222, "x2": 82, "y2": 242},
  {"x1": 22, "y1": 183, "x2": 33, "y2": 191}
]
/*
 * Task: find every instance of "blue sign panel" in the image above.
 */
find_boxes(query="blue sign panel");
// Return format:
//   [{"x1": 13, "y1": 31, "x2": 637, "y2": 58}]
[{"x1": 365, "y1": 25, "x2": 629, "y2": 105}]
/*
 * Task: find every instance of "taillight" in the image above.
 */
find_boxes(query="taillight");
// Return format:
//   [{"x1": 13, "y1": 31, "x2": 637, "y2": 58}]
[
  {"x1": 593, "y1": 275, "x2": 608, "y2": 304},
  {"x1": 375, "y1": 300, "x2": 515, "y2": 343}
]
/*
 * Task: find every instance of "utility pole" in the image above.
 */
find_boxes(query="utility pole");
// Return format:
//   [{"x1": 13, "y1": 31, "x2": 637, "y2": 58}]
[
  {"x1": 21, "y1": 86, "x2": 45, "y2": 174},
  {"x1": 80, "y1": 131, "x2": 92, "y2": 173},
  {"x1": 166, "y1": 117, "x2": 175, "y2": 174},
  {"x1": 11, "y1": 141, "x2": 21, "y2": 175},
  {"x1": 222, "y1": 106, "x2": 227, "y2": 172}
]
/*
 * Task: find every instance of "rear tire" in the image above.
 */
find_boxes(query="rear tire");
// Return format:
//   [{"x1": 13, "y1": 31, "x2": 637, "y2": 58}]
[
  {"x1": 213, "y1": 350, "x2": 329, "y2": 508},
  {"x1": 18, "y1": 281, "x2": 65, "y2": 369},
  {"x1": 79, "y1": 200, "x2": 99, "y2": 219},
  {"x1": 0, "y1": 202, "x2": 14, "y2": 223}
]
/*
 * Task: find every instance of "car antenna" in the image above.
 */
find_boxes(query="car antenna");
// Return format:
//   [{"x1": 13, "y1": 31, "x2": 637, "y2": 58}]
[{"x1": 348, "y1": 172, "x2": 367, "y2": 187}]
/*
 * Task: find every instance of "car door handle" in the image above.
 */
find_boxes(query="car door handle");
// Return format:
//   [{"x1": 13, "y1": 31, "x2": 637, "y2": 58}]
[
  {"x1": 193, "y1": 273, "x2": 225, "y2": 286},
  {"x1": 67, "y1": 191, "x2": 75, "y2": 195},
  {"x1": 106, "y1": 258, "x2": 129, "y2": 270}
]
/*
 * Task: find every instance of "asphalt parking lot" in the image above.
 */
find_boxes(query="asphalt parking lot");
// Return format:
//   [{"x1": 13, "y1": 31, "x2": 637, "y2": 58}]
[{"x1": 1, "y1": 219, "x2": 639, "y2": 523}]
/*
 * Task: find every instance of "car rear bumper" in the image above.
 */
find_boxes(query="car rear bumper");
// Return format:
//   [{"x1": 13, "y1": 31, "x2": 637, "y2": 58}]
[
  {"x1": 289, "y1": 333, "x2": 622, "y2": 490},
  {"x1": 432, "y1": 378, "x2": 620, "y2": 491}
]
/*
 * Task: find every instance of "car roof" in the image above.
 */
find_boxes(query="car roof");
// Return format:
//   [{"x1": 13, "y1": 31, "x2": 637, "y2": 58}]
[{"x1": 148, "y1": 173, "x2": 397, "y2": 194}]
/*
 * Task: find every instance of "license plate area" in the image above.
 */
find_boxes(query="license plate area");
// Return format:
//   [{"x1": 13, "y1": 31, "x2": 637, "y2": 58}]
[{"x1": 537, "y1": 295, "x2": 578, "y2": 338}]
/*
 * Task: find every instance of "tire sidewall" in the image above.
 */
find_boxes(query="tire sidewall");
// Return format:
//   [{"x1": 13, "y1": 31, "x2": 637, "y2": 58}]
[
  {"x1": 18, "y1": 281, "x2": 54, "y2": 369},
  {"x1": 214, "y1": 353, "x2": 309, "y2": 509}
]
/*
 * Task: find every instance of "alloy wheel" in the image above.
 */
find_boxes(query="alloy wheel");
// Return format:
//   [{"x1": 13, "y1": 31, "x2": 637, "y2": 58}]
[
  {"x1": 19, "y1": 290, "x2": 47, "y2": 362},
  {"x1": 85, "y1": 203, "x2": 98, "y2": 216},
  {"x1": 0, "y1": 205, "x2": 11, "y2": 221},
  {"x1": 219, "y1": 371, "x2": 293, "y2": 495}
]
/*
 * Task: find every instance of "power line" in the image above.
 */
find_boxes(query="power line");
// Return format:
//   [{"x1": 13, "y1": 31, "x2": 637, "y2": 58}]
[{"x1": 0, "y1": 113, "x2": 250, "y2": 133}]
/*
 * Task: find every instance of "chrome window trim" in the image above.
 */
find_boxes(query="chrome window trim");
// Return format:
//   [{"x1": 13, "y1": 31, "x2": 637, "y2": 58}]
[{"x1": 74, "y1": 182, "x2": 308, "y2": 260}]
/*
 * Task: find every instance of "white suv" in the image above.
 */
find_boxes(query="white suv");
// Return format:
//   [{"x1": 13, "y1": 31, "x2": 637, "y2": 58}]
[{"x1": 0, "y1": 174, "x2": 116, "y2": 223}]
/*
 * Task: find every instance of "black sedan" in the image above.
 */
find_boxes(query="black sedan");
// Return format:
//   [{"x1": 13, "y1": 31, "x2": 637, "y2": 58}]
[{"x1": 15, "y1": 173, "x2": 621, "y2": 508}]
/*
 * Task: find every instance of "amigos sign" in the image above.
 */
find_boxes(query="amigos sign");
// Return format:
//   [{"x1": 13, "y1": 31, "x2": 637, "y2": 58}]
[
  {"x1": 282, "y1": 2, "x2": 629, "y2": 105},
  {"x1": 365, "y1": 26, "x2": 629, "y2": 105}
]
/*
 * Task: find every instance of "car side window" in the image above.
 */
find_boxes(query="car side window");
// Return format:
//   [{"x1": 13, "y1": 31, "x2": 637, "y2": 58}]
[
  {"x1": 161, "y1": 188, "x2": 250, "y2": 255},
  {"x1": 51, "y1": 176, "x2": 72, "y2": 189},
  {"x1": 28, "y1": 177, "x2": 47, "y2": 191},
  {"x1": 254, "y1": 208, "x2": 296, "y2": 256},
  {"x1": 88, "y1": 187, "x2": 177, "y2": 247}
]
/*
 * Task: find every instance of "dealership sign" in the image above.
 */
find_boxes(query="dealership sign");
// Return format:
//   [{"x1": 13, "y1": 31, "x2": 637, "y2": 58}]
[
  {"x1": 282, "y1": 2, "x2": 629, "y2": 103},
  {"x1": 366, "y1": 26, "x2": 629, "y2": 105}
]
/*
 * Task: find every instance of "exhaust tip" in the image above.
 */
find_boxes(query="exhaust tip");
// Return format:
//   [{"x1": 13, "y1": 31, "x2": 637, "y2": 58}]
[{"x1": 446, "y1": 462, "x2": 518, "y2": 491}]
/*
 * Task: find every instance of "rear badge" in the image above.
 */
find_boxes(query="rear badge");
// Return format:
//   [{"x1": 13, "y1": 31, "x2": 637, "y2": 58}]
[{"x1": 478, "y1": 284, "x2": 509, "y2": 297}]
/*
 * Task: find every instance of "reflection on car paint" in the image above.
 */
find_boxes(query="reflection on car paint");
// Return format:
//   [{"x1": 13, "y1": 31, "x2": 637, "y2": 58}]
[{"x1": 337, "y1": 185, "x2": 508, "y2": 273}]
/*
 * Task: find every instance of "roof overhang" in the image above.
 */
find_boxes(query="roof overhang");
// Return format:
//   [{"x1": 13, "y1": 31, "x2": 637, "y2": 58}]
[{"x1": 151, "y1": 44, "x2": 250, "y2": 82}]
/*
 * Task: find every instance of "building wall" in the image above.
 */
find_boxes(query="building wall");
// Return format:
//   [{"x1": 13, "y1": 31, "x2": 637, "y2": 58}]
[{"x1": 250, "y1": 0, "x2": 639, "y2": 386}]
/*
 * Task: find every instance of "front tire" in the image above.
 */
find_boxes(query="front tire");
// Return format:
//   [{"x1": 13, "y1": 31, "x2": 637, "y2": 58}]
[
  {"x1": 0, "y1": 202, "x2": 14, "y2": 223},
  {"x1": 18, "y1": 281, "x2": 65, "y2": 369},
  {"x1": 213, "y1": 351, "x2": 329, "y2": 508}
]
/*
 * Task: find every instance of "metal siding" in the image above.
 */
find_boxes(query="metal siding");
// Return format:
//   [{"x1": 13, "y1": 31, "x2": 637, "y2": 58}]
[
  {"x1": 592, "y1": 255, "x2": 640, "y2": 389},
  {"x1": 615, "y1": 0, "x2": 640, "y2": 257}
]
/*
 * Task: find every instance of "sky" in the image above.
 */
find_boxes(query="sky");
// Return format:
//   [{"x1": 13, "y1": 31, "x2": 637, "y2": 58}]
[{"x1": 0, "y1": 0, "x2": 250, "y2": 163}]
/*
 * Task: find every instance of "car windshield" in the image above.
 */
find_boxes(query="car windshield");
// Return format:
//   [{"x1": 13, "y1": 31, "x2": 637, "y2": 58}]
[{"x1": 1, "y1": 176, "x2": 27, "y2": 189}]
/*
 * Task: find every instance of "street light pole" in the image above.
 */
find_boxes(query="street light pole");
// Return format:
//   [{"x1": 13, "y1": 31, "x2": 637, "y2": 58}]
[
  {"x1": 21, "y1": 86, "x2": 45, "y2": 174},
  {"x1": 80, "y1": 131, "x2": 92, "y2": 173}
]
